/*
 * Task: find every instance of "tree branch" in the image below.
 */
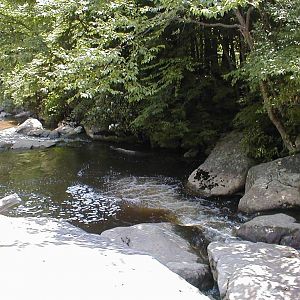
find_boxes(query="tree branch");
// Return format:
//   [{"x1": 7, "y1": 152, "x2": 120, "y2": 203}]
[
  {"x1": 246, "y1": 6, "x2": 254, "y2": 30},
  {"x1": 175, "y1": 17, "x2": 242, "y2": 30}
]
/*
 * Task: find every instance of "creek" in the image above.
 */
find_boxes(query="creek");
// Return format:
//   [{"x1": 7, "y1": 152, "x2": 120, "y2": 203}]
[{"x1": 0, "y1": 140, "x2": 244, "y2": 245}]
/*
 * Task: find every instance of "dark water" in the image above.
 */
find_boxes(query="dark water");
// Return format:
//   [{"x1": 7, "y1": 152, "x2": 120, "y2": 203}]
[{"x1": 0, "y1": 142, "x2": 242, "y2": 240}]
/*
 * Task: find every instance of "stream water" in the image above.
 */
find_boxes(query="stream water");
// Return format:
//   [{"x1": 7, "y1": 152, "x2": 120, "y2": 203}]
[{"x1": 0, "y1": 140, "x2": 244, "y2": 244}]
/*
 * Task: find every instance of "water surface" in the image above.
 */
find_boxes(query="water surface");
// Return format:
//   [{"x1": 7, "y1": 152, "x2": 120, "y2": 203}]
[{"x1": 0, "y1": 143, "x2": 241, "y2": 240}]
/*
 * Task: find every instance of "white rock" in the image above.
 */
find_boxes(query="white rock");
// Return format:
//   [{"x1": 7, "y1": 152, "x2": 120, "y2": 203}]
[
  {"x1": 208, "y1": 241, "x2": 300, "y2": 300},
  {"x1": 0, "y1": 216, "x2": 209, "y2": 300},
  {"x1": 16, "y1": 118, "x2": 43, "y2": 134},
  {"x1": 0, "y1": 194, "x2": 22, "y2": 213}
]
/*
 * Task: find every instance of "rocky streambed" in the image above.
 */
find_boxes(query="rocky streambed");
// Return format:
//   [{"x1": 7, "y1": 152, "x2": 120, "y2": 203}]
[{"x1": 0, "y1": 117, "x2": 300, "y2": 299}]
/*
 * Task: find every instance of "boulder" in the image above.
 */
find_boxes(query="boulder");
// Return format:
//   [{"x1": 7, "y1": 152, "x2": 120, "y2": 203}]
[
  {"x1": 55, "y1": 122, "x2": 83, "y2": 137},
  {"x1": 236, "y1": 213, "x2": 300, "y2": 249},
  {"x1": 0, "y1": 111, "x2": 12, "y2": 118},
  {"x1": 11, "y1": 139, "x2": 56, "y2": 150},
  {"x1": 83, "y1": 124, "x2": 109, "y2": 140},
  {"x1": 0, "y1": 194, "x2": 22, "y2": 213},
  {"x1": 238, "y1": 154, "x2": 300, "y2": 213},
  {"x1": 0, "y1": 215, "x2": 209, "y2": 300},
  {"x1": 208, "y1": 241, "x2": 300, "y2": 300},
  {"x1": 16, "y1": 118, "x2": 43, "y2": 135},
  {"x1": 101, "y1": 223, "x2": 213, "y2": 289},
  {"x1": 187, "y1": 132, "x2": 255, "y2": 197}
]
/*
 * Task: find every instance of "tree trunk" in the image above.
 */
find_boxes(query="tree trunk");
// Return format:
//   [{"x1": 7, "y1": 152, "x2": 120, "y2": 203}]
[
  {"x1": 259, "y1": 82, "x2": 296, "y2": 152},
  {"x1": 234, "y1": 9, "x2": 297, "y2": 153}
]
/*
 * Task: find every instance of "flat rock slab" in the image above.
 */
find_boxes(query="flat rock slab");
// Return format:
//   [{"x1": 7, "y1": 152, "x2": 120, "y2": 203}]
[
  {"x1": 187, "y1": 132, "x2": 254, "y2": 197},
  {"x1": 237, "y1": 213, "x2": 300, "y2": 249},
  {"x1": 208, "y1": 241, "x2": 300, "y2": 300},
  {"x1": 101, "y1": 223, "x2": 213, "y2": 289},
  {"x1": 11, "y1": 139, "x2": 57, "y2": 150},
  {"x1": 0, "y1": 127, "x2": 57, "y2": 151},
  {"x1": 239, "y1": 154, "x2": 300, "y2": 213},
  {"x1": 0, "y1": 216, "x2": 209, "y2": 300}
]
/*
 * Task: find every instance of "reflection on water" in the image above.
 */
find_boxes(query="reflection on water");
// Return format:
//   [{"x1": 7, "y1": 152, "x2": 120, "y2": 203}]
[{"x1": 0, "y1": 143, "x2": 241, "y2": 239}]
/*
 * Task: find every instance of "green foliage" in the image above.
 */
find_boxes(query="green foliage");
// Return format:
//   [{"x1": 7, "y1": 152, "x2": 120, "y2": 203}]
[
  {"x1": 0, "y1": 0, "x2": 240, "y2": 150},
  {"x1": 0, "y1": 0, "x2": 298, "y2": 157},
  {"x1": 234, "y1": 102, "x2": 284, "y2": 161}
]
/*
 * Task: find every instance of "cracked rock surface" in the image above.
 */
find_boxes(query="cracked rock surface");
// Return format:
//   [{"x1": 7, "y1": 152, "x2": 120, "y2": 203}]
[
  {"x1": 238, "y1": 154, "x2": 300, "y2": 213},
  {"x1": 208, "y1": 241, "x2": 300, "y2": 300}
]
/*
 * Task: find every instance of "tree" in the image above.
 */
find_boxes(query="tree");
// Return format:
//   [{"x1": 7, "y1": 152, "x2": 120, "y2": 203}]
[
  {"x1": 0, "y1": 0, "x2": 298, "y2": 155},
  {"x1": 176, "y1": 0, "x2": 299, "y2": 152}
]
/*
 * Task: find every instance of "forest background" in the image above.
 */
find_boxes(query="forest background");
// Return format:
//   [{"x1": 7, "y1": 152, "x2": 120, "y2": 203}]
[{"x1": 0, "y1": 0, "x2": 299, "y2": 161}]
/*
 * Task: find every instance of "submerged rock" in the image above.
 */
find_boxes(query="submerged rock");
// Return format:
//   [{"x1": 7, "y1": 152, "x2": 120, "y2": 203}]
[
  {"x1": 0, "y1": 194, "x2": 22, "y2": 213},
  {"x1": 238, "y1": 154, "x2": 300, "y2": 213},
  {"x1": 101, "y1": 223, "x2": 213, "y2": 289},
  {"x1": 184, "y1": 149, "x2": 199, "y2": 159},
  {"x1": 208, "y1": 241, "x2": 300, "y2": 300},
  {"x1": 236, "y1": 213, "x2": 300, "y2": 249},
  {"x1": 0, "y1": 216, "x2": 209, "y2": 300},
  {"x1": 187, "y1": 132, "x2": 255, "y2": 197},
  {"x1": 110, "y1": 146, "x2": 150, "y2": 157}
]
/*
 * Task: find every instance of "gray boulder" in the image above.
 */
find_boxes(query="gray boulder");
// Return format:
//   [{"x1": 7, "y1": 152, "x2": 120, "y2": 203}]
[
  {"x1": 208, "y1": 241, "x2": 300, "y2": 300},
  {"x1": 0, "y1": 194, "x2": 22, "y2": 213},
  {"x1": 16, "y1": 118, "x2": 43, "y2": 135},
  {"x1": 0, "y1": 111, "x2": 12, "y2": 118},
  {"x1": 55, "y1": 123, "x2": 83, "y2": 137},
  {"x1": 238, "y1": 154, "x2": 300, "y2": 213},
  {"x1": 187, "y1": 132, "x2": 254, "y2": 197},
  {"x1": 101, "y1": 223, "x2": 213, "y2": 289},
  {"x1": 11, "y1": 139, "x2": 56, "y2": 150},
  {"x1": 0, "y1": 215, "x2": 209, "y2": 300},
  {"x1": 236, "y1": 213, "x2": 300, "y2": 249}
]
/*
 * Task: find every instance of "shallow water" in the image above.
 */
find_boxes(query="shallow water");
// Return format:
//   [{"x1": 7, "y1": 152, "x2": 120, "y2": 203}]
[
  {"x1": 0, "y1": 118, "x2": 18, "y2": 130},
  {"x1": 0, "y1": 141, "x2": 242, "y2": 242}
]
